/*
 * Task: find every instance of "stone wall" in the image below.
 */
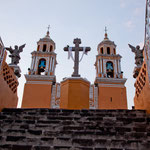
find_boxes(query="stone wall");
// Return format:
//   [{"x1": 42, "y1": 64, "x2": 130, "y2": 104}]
[{"x1": 0, "y1": 108, "x2": 150, "y2": 150}]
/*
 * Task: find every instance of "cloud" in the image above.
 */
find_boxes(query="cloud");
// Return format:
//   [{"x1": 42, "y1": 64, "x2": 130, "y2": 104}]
[
  {"x1": 125, "y1": 20, "x2": 135, "y2": 29},
  {"x1": 120, "y1": 0, "x2": 126, "y2": 8},
  {"x1": 134, "y1": 7, "x2": 143, "y2": 16},
  {"x1": 139, "y1": 42, "x2": 144, "y2": 48}
]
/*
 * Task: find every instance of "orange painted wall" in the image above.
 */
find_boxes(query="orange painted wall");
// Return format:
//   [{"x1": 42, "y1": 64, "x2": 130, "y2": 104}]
[
  {"x1": 60, "y1": 78, "x2": 90, "y2": 109},
  {"x1": 0, "y1": 62, "x2": 18, "y2": 111},
  {"x1": 22, "y1": 83, "x2": 52, "y2": 108},
  {"x1": 98, "y1": 86, "x2": 127, "y2": 109},
  {"x1": 134, "y1": 62, "x2": 150, "y2": 113}
]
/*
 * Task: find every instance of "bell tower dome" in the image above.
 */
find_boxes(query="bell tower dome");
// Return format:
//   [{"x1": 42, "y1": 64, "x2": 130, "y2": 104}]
[
  {"x1": 29, "y1": 30, "x2": 56, "y2": 76},
  {"x1": 95, "y1": 29, "x2": 127, "y2": 109},
  {"x1": 22, "y1": 29, "x2": 57, "y2": 108}
]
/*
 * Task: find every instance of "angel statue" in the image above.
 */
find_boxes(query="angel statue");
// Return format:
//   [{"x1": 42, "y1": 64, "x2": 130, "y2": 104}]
[
  {"x1": 6, "y1": 44, "x2": 26, "y2": 65},
  {"x1": 128, "y1": 44, "x2": 144, "y2": 66}
]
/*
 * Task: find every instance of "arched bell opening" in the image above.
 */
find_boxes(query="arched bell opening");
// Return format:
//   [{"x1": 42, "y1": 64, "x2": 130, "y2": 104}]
[
  {"x1": 38, "y1": 58, "x2": 46, "y2": 75},
  {"x1": 100, "y1": 47, "x2": 103, "y2": 54},
  {"x1": 113, "y1": 48, "x2": 116, "y2": 54},
  {"x1": 50, "y1": 45, "x2": 53, "y2": 52},
  {"x1": 106, "y1": 61, "x2": 114, "y2": 78},
  {"x1": 107, "y1": 47, "x2": 110, "y2": 54},
  {"x1": 37, "y1": 45, "x2": 40, "y2": 51},
  {"x1": 43, "y1": 44, "x2": 47, "y2": 52}
]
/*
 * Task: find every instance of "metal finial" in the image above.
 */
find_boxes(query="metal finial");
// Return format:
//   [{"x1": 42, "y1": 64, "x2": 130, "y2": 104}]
[
  {"x1": 105, "y1": 26, "x2": 107, "y2": 34},
  {"x1": 47, "y1": 25, "x2": 50, "y2": 31},
  {"x1": 46, "y1": 25, "x2": 50, "y2": 37},
  {"x1": 104, "y1": 26, "x2": 108, "y2": 39}
]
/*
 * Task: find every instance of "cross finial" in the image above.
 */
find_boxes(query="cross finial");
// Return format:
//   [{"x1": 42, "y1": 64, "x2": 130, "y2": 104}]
[
  {"x1": 105, "y1": 26, "x2": 107, "y2": 34},
  {"x1": 47, "y1": 25, "x2": 50, "y2": 31},
  {"x1": 46, "y1": 25, "x2": 50, "y2": 37},
  {"x1": 104, "y1": 26, "x2": 108, "y2": 39}
]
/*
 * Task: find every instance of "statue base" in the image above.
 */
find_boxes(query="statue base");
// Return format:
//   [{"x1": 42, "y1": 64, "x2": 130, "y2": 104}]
[
  {"x1": 60, "y1": 77, "x2": 90, "y2": 109},
  {"x1": 9, "y1": 64, "x2": 21, "y2": 78}
]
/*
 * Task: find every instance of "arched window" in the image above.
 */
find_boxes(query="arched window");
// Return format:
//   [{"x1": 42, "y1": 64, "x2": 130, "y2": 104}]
[
  {"x1": 50, "y1": 45, "x2": 53, "y2": 52},
  {"x1": 113, "y1": 48, "x2": 116, "y2": 54},
  {"x1": 38, "y1": 58, "x2": 46, "y2": 75},
  {"x1": 100, "y1": 47, "x2": 103, "y2": 54},
  {"x1": 43, "y1": 44, "x2": 47, "y2": 52},
  {"x1": 37, "y1": 45, "x2": 40, "y2": 51},
  {"x1": 106, "y1": 61, "x2": 114, "y2": 78},
  {"x1": 107, "y1": 47, "x2": 110, "y2": 54}
]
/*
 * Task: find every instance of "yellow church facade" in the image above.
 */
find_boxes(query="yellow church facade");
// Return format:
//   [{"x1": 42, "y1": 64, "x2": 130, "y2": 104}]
[{"x1": 21, "y1": 30, "x2": 127, "y2": 110}]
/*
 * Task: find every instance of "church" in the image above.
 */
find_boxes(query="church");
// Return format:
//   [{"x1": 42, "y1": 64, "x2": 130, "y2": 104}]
[
  {"x1": 21, "y1": 28, "x2": 127, "y2": 110},
  {"x1": 0, "y1": 0, "x2": 150, "y2": 149}
]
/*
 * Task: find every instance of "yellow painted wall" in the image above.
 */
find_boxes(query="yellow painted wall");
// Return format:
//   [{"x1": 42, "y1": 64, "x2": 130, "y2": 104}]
[
  {"x1": 98, "y1": 86, "x2": 127, "y2": 109},
  {"x1": 22, "y1": 83, "x2": 52, "y2": 108},
  {"x1": 60, "y1": 78, "x2": 90, "y2": 109}
]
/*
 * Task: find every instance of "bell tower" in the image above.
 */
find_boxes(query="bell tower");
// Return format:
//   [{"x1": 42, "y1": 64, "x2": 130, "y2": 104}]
[
  {"x1": 95, "y1": 30, "x2": 127, "y2": 109},
  {"x1": 22, "y1": 29, "x2": 57, "y2": 108}
]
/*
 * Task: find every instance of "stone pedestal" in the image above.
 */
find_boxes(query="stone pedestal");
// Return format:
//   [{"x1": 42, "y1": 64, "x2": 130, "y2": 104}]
[
  {"x1": 60, "y1": 77, "x2": 90, "y2": 109},
  {"x1": 9, "y1": 64, "x2": 21, "y2": 78}
]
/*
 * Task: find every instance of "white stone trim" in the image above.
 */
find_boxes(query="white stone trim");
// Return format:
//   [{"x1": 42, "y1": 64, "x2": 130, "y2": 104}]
[
  {"x1": 52, "y1": 57, "x2": 55, "y2": 72},
  {"x1": 25, "y1": 74, "x2": 55, "y2": 81},
  {"x1": 26, "y1": 81, "x2": 52, "y2": 85},
  {"x1": 98, "y1": 83, "x2": 125, "y2": 88},
  {"x1": 100, "y1": 59, "x2": 102, "y2": 73},
  {"x1": 97, "y1": 59, "x2": 100, "y2": 73},
  {"x1": 50, "y1": 57, "x2": 53, "y2": 71},
  {"x1": 95, "y1": 77, "x2": 127, "y2": 84},
  {"x1": 62, "y1": 77, "x2": 90, "y2": 84}
]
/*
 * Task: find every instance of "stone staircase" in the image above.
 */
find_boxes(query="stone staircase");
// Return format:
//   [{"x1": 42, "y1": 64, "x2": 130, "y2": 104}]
[{"x1": 0, "y1": 108, "x2": 150, "y2": 150}]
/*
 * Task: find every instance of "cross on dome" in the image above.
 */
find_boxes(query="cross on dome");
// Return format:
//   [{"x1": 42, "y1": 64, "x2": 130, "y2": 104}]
[
  {"x1": 46, "y1": 25, "x2": 50, "y2": 37},
  {"x1": 104, "y1": 26, "x2": 108, "y2": 39}
]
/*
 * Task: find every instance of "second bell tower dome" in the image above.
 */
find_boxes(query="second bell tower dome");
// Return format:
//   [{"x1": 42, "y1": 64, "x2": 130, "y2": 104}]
[{"x1": 95, "y1": 30, "x2": 127, "y2": 109}]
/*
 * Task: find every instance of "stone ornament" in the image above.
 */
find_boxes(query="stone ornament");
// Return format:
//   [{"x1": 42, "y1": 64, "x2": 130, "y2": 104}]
[
  {"x1": 6, "y1": 44, "x2": 25, "y2": 65},
  {"x1": 128, "y1": 44, "x2": 144, "y2": 78}
]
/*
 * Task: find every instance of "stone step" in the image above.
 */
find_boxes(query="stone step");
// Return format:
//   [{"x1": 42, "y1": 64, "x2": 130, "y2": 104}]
[{"x1": 0, "y1": 108, "x2": 149, "y2": 150}]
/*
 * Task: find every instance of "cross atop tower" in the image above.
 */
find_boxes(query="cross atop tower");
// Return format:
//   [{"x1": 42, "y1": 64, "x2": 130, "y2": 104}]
[
  {"x1": 64, "y1": 38, "x2": 90, "y2": 77},
  {"x1": 47, "y1": 25, "x2": 50, "y2": 31},
  {"x1": 46, "y1": 25, "x2": 50, "y2": 37},
  {"x1": 104, "y1": 26, "x2": 108, "y2": 39},
  {"x1": 105, "y1": 26, "x2": 107, "y2": 34}
]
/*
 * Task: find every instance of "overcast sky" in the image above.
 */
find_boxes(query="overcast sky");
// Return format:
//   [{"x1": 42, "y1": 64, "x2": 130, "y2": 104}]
[{"x1": 0, "y1": 0, "x2": 146, "y2": 108}]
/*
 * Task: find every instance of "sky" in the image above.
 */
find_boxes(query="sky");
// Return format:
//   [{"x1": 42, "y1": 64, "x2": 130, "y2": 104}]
[{"x1": 0, "y1": 0, "x2": 146, "y2": 108}]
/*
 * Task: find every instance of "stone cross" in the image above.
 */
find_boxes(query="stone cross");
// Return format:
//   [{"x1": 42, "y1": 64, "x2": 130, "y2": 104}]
[{"x1": 64, "y1": 38, "x2": 91, "y2": 77}]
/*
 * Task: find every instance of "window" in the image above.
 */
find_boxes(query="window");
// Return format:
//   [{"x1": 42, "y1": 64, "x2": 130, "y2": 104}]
[
  {"x1": 110, "y1": 97, "x2": 112, "y2": 102},
  {"x1": 43, "y1": 44, "x2": 47, "y2": 52},
  {"x1": 100, "y1": 47, "x2": 103, "y2": 54},
  {"x1": 107, "y1": 47, "x2": 110, "y2": 54},
  {"x1": 113, "y1": 48, "x2": 116, "y2": 54},
  {"x1": 38, "y1": 58, "x2": 46, "y2": 75},
  {"x1": 50, "y1": 45, "x2": 53, "y2": 52},
  {"x1": 37, "y1": 45, "x2": 40, "y2": 51},
  {"x1": 106, "y1": 61, "x2": 114, "y2": 78}
]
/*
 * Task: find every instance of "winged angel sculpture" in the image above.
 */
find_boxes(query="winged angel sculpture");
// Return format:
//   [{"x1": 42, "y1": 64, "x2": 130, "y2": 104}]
[
  {"x1": 6, "y1": 44, "x2": 26, "y2": 65},
  {"x1": 128, "y1": 44, "x2": 144, "y2": 66}
]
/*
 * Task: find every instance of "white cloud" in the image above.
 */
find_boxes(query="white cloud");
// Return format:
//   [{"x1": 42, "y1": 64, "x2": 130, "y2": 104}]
[
  {"x1": 120, "y1": 0, "x2": 126, "y2": 8},
  {"x1": 125, "y1": 20, "x2": 135, "y2": 29},
  {"x1": 139, "y1": 42, "x2": 144, "y2": 48},
  {"x1": 134, "y1": 7, "x2": 143, "y2": 16}
]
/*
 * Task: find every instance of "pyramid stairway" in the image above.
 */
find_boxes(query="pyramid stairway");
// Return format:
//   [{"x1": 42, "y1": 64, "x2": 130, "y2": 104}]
[{"x1": 0, "y1": 108, "x2": 150, "y2": 150}]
